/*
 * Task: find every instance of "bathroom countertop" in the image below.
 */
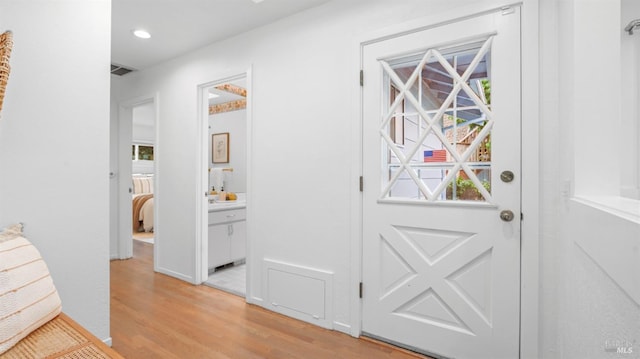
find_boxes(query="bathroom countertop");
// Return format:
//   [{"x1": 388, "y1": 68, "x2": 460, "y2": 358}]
[
  {"x1": 208, "y1": 200, "x2": 246, "y2": 212},
  {"x1": 208, "y1": 192, "x2": 246, "y2": 212}
]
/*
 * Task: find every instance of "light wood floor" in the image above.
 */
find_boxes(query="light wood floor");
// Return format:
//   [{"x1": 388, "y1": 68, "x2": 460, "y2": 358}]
[{"x1": 110, "y1": 241, "x2": 428, "y2": 359}]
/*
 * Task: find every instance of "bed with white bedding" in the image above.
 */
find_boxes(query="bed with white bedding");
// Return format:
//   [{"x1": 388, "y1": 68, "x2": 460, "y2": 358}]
[{"x1": 132, "y1": 175, "x2": 154, "y2": 233}]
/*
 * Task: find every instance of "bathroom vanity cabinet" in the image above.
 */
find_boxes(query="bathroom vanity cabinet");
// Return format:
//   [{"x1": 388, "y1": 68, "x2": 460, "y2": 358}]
[{"x1": 208, "y1": 206, "x2": 246, "y2": 270}]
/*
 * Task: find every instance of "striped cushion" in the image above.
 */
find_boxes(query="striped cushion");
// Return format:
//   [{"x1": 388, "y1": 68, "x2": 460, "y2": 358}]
[
  {"x1": 132, "y1": 176, "x2": 153, "y2": 194},
  {"x1": 0, "y1": 223, "x2": 22, "y2": 242},
  {"x1": 0, "y1": 224, "x2": 62, "y2": 354}
]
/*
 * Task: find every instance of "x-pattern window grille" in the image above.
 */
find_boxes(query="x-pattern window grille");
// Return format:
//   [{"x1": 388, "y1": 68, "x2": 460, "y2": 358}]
[{"x1": 379, "y1": 37, "x2": 495, "y2": 203}]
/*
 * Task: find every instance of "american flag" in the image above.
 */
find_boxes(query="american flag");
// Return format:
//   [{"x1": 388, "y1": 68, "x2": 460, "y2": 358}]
[{"x1": 424, "y1": 149, "x2": 447, "y2": 162}]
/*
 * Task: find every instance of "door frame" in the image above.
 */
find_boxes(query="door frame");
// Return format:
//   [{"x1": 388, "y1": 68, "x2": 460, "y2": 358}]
[
  {"x1": 194, "y1": 67, "x2": 254, "y2": 293},
  {"x1": 117, "y1": 93, "x2": 160, "y2": 271},
  {"x1": 349, "y1": 2, "x2": 540, "y2": 358}
]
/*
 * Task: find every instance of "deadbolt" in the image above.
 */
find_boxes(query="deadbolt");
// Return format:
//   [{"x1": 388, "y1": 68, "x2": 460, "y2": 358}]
[
  {"x1": 500, "y1": 170, "x2": 515, "y2": 183},
  {"x1": 500, "y1": 210, "x2": 515, "y2": 222}
]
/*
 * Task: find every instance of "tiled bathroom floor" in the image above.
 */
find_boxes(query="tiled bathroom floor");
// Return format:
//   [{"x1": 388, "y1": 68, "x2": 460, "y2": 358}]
[{"x1": 203, "y1": 263, "x2": 246, "y2": 297}]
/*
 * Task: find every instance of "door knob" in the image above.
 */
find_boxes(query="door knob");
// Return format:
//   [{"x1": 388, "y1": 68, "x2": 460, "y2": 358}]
[{"x1": 500, "y1": 210, "x2": 515, "y2": 222}]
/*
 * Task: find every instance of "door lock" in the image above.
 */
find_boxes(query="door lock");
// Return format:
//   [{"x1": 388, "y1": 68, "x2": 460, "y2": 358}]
[
  {"x1": 500, "y1": 170, "x2": 515, "y2": 183},
  {"x1": 500, "y1": 210, "x2": 515, "y2": 222}
]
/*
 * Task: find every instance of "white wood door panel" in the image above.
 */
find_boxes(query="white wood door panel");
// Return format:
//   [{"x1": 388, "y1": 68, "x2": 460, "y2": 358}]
[{"x1": 362, "y1": 8, "x2": 521, "y2": 359}]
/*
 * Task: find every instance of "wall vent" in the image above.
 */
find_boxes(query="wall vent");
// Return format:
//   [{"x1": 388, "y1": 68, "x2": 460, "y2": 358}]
[{"x1": 110, "y1": 64, "x2": 135, "y2": 76}]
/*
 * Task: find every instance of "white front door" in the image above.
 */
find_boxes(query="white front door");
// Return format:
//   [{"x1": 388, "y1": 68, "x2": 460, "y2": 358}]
[{"x1": 361, "y1": 8, "x2": 521, "y2": 359}]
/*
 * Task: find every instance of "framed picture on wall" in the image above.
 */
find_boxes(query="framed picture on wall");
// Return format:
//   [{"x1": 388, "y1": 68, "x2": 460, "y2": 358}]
[{"x1": 212, "y1": 132, "x2": 229, "y2": 163}]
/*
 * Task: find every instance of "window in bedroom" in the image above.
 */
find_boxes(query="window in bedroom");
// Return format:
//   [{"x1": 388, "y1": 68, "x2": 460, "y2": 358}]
[
  {"x1": 132, "y1": 144, "x2": 154, "y2": 161},
  {"x1": 138, "y1": 145, "x2": 154, "y2": 161}
]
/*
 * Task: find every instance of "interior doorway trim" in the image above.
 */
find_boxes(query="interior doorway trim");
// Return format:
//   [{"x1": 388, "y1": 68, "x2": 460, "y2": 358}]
[
  {"x1": 117, "y1": 93, "x2": 160, "y2": 273},
  {"x1": 195, "y1": 67, "x2": 253, "y2": 294},
  {"x1": 350, "y1": 2, "x2": 539, "y2": 358}
]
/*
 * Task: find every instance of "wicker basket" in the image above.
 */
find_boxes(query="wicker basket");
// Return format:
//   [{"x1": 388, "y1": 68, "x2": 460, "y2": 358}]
[{"x1": 0, "y1": 31, "x2": 14, "y2": 115}]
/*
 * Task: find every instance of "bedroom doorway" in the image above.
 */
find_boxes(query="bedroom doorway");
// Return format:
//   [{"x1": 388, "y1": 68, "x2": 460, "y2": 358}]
[
  {"x1": 117, "y1": 95, "x2": 159, "y2": 271},
  {"x1": 131, "y1": 103, "x2": 156, "y2": 242},
  {"x1": 196, "y1": 70, "x2": 251, "y2": 296}
]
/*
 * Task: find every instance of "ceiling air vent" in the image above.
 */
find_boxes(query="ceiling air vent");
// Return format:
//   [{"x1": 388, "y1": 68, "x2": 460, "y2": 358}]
[{"x1": 110, "y1": 64, "x2": 135, "y2": 76}]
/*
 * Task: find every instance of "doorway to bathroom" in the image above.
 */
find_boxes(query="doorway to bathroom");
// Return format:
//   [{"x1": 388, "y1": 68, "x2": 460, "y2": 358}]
[{"x1": 196, "y1": 71, "x2": 251, "y2": 298}]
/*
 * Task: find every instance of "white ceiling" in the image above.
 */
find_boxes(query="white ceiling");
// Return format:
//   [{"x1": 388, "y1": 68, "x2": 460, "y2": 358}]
[{"x1": 112, "y1": 0, "x2": 331, "y2": 71}]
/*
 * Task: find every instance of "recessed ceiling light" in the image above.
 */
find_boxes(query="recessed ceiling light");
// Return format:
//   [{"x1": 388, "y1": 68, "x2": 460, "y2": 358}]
[
  {"x1": 208, "y1": 93, "x2": 220, "y2": 99},
  {"x1": 133, "y1": 29, "x2": 151, "y2": 39},
  {"x1": 252, "y1": 0, "x2": 265, "y2": 3}
]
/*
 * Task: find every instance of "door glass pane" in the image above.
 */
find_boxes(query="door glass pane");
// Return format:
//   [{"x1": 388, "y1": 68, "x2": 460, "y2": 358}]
[
  {"x1": 445, "y1": 168, "x2": 491, "y2": 201},
  {"x1": 381, "y1": 39, "x2": 493, "y2": 202},
  {"x1": 388, "y1": 167, "x2": 422, "y2": 199},
  {"x1": 389, "y1": 86, "x2": 405, "y2": 145}
]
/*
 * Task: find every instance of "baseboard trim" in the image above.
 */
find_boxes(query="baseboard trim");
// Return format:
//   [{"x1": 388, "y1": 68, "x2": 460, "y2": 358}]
[
  {"x1": 103, "y1": 337, "x2": 113, "y2": 347},
  {"x1": 156, "y1": 266, "x2": 194, "y2": 284},
  {"x1": 247, "y1": 296, "x2": 263, "y2": 305},
  {"x1": 333, "y1": 321, "x2": 351, "y2": 335}
]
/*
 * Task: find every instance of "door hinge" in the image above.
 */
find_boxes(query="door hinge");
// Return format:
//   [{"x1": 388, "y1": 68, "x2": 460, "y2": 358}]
[
  {"x1": 359, "y1": 176, "x2": 364, "y2": 192},
  {"x1": 359, "y1": 282, "x2": 363, "y2": 298},
  {"x1": 521, "y1": 212, "x2": 524, "y2": 220},
  {"x1": 359, "y1": 70, "x2": 364, "y2": 86}
]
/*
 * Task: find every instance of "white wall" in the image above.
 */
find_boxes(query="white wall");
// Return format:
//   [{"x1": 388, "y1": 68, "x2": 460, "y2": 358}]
[
  {"x1": 0, "y1": 0, "x2": 111, "y2": 341},
  {"x1": 209, "y1": 109, "x2": 247, "y2": 192},
  {"x1": 539, "y1": 0, "x2": 640, "y2": 357},
  {"x1": 571, "y1": 0, "x2": 621, "y2": 196},
  {"x1": 132, "y1": 102, "x2": 155, "y2": 143},
  {"x1": 560, "y1": 200, "x2": 640, "y2": 358},
  {"x1": 621, "y1": 0, "x2": 640, "y2": 199},
  {"x1": 538, "y1": 0, "x2": 562, "y2": 355}
]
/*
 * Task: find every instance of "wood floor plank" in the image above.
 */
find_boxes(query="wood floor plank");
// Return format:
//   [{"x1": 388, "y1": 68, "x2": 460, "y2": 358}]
[{"x1": 110, "y1": 241, "x2": 429, "y2": 358}]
